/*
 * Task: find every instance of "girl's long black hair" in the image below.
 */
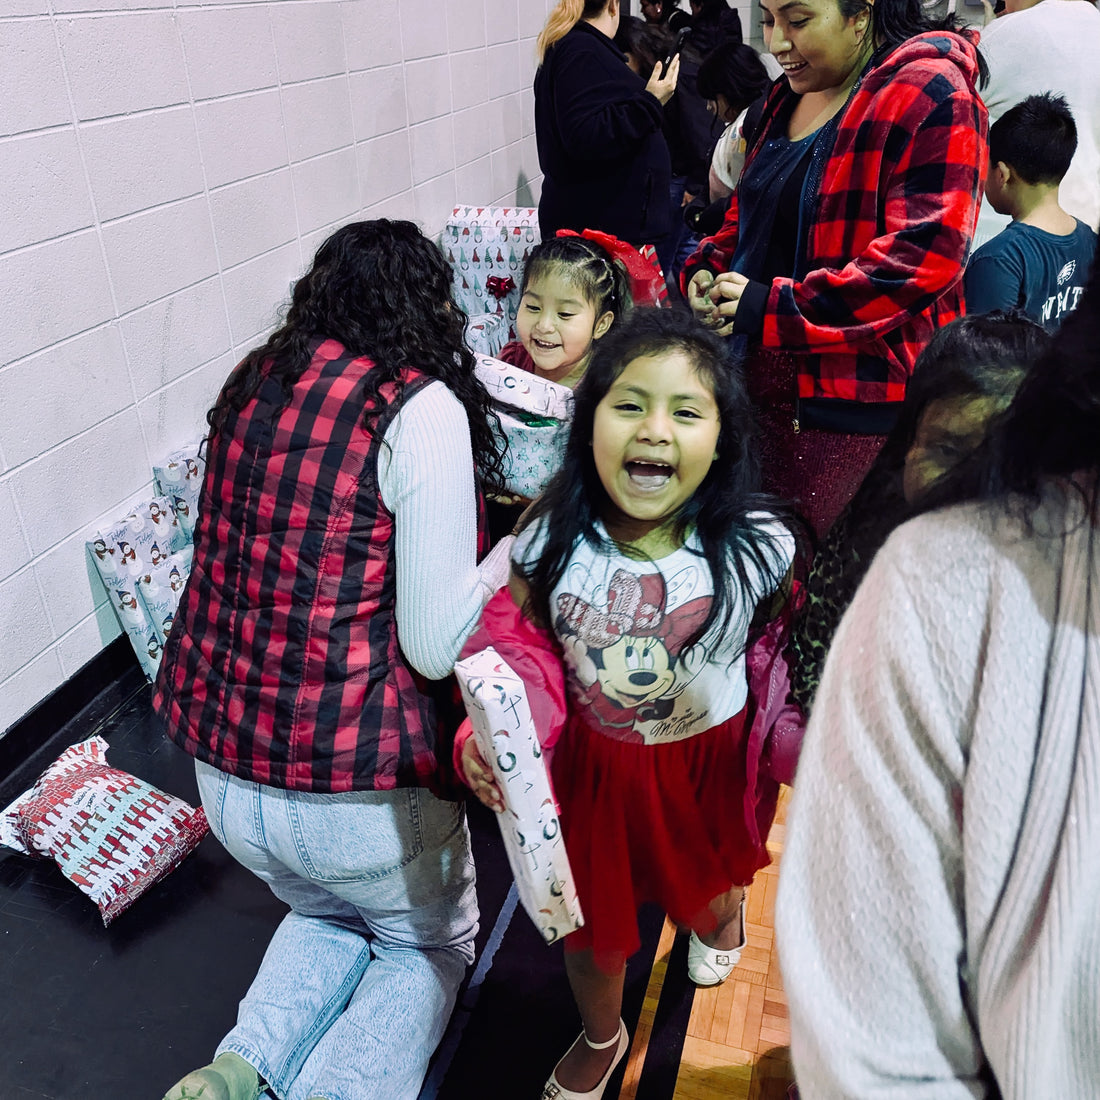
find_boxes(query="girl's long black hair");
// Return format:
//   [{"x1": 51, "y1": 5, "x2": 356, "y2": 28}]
[
  {"x1": 206, "y1": 219, "x2": 505, "y2": 490},
  {"x1": 516, "y1": 308, "x2": 800, "y2": 655},
  {"x1": 916, "y1": 257, "x2": 1100, "y2": 520}
]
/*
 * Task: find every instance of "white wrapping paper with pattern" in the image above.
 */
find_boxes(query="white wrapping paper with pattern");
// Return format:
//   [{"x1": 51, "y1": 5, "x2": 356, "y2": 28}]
[
  {"x1": 475, "y1": 354, "x2": 573, "y2": 499},
  {"x1": 455, "y1": 647, "x2": 584, "y2": 943}
]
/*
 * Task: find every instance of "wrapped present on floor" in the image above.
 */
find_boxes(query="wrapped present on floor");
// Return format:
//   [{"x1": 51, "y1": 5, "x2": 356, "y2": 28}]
[
  {"x1": 0, "y1": 737, "x2": 208, "y2": 925},
  {"x1": 153, "y1": 442, "x2": 205, "y2": 540},
  {"x1": 455, "y1": 647, "x2": 583, "y2": 945},
  {"x1": 475, "y1": 354, "x2": 573, "y2": 499},
  {"x1": 465, "y1": 312, "x2": 510, "y2": 358},
  {"x1": 137, "y1": 544, "x2": 194, "y2": 645},
  {"x1": 87, "y1": 496, "x2": 189, "y2": 681},
  {"x1": 443, "y1": 206, "x2": 540, "y2": 340}
]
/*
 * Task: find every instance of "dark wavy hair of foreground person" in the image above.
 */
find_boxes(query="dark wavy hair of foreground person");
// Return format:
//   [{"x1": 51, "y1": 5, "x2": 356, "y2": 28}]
[
  {"x1": 515, "y1": 307, "x2": 804, "y2": 658},
  {"x1": 206, "y1": 219, "x2": 505, "y2": 491},
  {"x1": 918, "y1": 256, "x2": 1100, "y2": 522},
  {"x1": 839, "y1": 309, "x2": 1050, "y2": 563},
  {"x1": 788, "y1": 309, "x2": 1051, "y2": 712}
]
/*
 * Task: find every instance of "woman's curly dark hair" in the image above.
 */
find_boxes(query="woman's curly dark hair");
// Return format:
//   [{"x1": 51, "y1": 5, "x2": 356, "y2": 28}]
[{"x1": 206, "y1": 219, "x2": 504, "y2": 490}]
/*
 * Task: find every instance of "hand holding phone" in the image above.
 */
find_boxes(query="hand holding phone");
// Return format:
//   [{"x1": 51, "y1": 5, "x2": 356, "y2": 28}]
[
  {"x1": 646, "y1": 43, "x2": 683, "y2": 105},
  {"x1": 660, "y1": 27, "x2": 691, "y2": 79}
]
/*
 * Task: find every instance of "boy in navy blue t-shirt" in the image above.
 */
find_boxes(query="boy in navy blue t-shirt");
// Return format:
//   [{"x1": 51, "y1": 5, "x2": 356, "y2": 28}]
[{"x1": 965, "y1": 94, "x2": 1097, "y2": 333}]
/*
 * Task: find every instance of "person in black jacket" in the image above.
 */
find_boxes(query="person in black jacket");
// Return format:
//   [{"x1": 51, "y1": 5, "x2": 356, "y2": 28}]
[
  {"x1": 688, "y1": 0, "x2": 743, "y2": 51},
  {"x1": 535, "y1": 0, "x2": 680, "y2": 250},
  {"x1": 616, "y1": 15, "x2": 722, "y2": 286}
]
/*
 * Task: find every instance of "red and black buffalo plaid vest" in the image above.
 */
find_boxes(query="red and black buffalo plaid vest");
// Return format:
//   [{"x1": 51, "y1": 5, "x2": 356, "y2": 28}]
[{"x1": 154, "y1": 338, "x2": 468, "y2": 794}]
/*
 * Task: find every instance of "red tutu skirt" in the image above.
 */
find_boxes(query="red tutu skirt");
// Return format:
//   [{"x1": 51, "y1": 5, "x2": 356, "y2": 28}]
[{"x1": 552, "y1": 708, "x2": 773, "y2": 973}]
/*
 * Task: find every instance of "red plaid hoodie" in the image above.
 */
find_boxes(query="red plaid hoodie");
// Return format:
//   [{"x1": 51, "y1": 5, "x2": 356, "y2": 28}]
[
  {"x1": 154, "y1": 339, "x2": 458, "y2": 794},
  {"x1": 683, "y1": 32, "x2": 987, "y2": 420}
]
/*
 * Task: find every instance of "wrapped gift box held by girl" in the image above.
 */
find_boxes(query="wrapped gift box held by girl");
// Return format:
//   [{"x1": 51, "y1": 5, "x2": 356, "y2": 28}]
[
  {"x1": 455, "y1": 647, "x2": 584, "y2": 944},
  {"x1": 442, "y1": 206, "x2": 540, "y2": 340},
  {"x1": 474, "y1": 354, "x2": 573, "y2": 499},
  {"x1": 464, "y1": 311, "x2": 509, "y2": 358}
]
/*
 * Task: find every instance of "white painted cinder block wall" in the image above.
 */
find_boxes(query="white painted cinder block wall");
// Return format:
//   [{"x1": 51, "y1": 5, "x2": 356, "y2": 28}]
[{"x1": 0, "y1": 0, "x2": 559, "y2": 736}]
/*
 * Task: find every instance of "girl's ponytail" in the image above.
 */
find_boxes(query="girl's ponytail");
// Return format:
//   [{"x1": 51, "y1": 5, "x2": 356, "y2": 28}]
[
  {"x1": 537, "y1": 0, "x2": 607, "y2": 63},
  {"x1": 520, "y1": 235, "x2": 629, "y2": 324}
]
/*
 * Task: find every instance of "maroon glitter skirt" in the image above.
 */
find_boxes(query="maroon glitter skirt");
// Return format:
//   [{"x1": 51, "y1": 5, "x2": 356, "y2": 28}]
[{"x1": 746, "y1": 348, "x2": 887, "y2": 537}]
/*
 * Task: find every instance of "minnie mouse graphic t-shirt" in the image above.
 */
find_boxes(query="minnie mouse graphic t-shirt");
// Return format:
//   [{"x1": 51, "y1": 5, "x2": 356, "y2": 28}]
[{"x1": 513, "y1": 518, "x2": 793, "y2": 744}]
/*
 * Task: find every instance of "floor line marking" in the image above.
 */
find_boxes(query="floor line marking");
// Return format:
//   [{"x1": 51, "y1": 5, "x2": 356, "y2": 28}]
[
  {"x1": 418, "y1": 884, "x2": 519, "y2": 1099},
  {"x1": 618, "y1": 916, "x2": 680, "y2": 1100}
]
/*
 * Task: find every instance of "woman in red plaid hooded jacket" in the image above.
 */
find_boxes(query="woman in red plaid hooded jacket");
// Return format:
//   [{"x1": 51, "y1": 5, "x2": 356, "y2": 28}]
[{"x1": 682, "y1": 0, "x2": 987, "y2": 535}]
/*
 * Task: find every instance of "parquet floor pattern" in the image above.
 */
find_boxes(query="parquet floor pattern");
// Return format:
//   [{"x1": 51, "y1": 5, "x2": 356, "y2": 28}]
[{"x1": 622, "y1": 787, "x2": 794, "y2": 1100}]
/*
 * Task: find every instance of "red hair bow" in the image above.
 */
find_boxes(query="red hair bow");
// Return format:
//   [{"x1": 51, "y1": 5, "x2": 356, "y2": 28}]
[{"x1": 556, "y1": 228, "x2": 668, "y2": 309}]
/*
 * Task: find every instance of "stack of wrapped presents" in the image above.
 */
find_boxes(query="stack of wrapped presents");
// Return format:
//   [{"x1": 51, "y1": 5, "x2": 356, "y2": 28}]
[{"x1": 87, "y1": 444, "x2": 204, "y2": 680}]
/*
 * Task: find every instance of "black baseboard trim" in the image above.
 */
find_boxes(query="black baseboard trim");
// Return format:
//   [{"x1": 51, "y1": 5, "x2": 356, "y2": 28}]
[{"x1": 0, "y1": 636, "x2": 148, "y2": 805}]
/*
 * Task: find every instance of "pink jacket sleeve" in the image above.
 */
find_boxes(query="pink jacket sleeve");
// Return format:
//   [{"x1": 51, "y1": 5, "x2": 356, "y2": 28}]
[
  {"x1": 746, "y1": 576, "x2": 808, "y2": 786},
  {"x1": 452, "y1": 587, "x2": 568, "y2": 782}
]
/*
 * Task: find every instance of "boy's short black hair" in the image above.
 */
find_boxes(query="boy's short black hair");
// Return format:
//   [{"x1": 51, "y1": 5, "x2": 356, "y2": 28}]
[{"x1": 989, "y1": 92, "x2": 1077, "y2": 186}]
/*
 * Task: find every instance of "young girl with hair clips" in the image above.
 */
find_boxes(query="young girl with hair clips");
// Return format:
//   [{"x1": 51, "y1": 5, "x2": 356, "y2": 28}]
[
  {"x1": 499, "y1": 233, "x2": 634, "y2": 390},
  {"x1": 459, "y1": 308, "x2": 799, "y2": 1100},
  {"x1": 487, "y1": 232, "x2": 657, "y2": 544}
]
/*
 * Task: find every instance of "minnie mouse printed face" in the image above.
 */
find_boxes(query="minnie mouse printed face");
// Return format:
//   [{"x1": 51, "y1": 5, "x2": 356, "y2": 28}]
[{"x1": 555, "y1": 568, "x2": 710, "y2": 720}]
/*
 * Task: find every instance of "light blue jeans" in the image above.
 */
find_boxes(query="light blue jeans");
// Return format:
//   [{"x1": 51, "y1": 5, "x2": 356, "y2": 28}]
[{"x1": 194, "y1": 760, "x2": 478, "y2": 1100}]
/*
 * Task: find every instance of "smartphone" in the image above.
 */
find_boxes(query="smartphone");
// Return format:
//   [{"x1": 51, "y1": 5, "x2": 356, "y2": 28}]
[{"x1": 659, "y1": 27, "x2": 690, "y2": 79}]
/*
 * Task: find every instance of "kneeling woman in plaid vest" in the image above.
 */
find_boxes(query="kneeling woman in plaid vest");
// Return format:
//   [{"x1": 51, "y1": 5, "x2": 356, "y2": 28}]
[{"x1": 155, "y1": 220, "x2": 508, "y2": 1100}]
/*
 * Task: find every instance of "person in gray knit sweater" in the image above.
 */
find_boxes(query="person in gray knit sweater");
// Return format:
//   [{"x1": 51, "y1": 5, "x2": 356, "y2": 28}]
[{"x1": 776, "y1": 254, "x2": 1100, "y2": 1098}]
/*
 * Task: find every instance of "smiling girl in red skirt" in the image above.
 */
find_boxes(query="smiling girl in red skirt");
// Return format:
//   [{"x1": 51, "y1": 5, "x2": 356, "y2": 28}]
[{"x1": 458, "y1": 309, "x2": 802, "y2": 1099}]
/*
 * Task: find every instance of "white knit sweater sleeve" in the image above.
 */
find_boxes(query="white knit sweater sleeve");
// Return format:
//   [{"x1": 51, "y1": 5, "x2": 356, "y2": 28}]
[
  {"x1": 778, "y1": 493, "x2": 1100, "y2": 1098},
  {"x1": 775, "y1": 515, "x2": 990, "y2": 1099},
  {"x1": 377, "y1": 380, "x2": 503, "y2": 681}
]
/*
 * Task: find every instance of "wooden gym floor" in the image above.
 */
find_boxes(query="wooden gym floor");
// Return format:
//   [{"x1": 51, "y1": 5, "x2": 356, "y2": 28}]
[{"x1": 621, "y1": 787, "x2": 794, "y2": 1100}]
